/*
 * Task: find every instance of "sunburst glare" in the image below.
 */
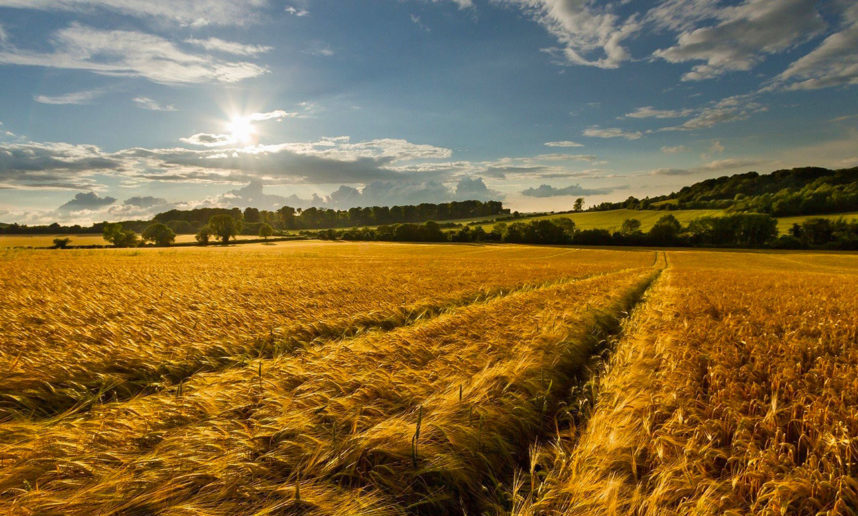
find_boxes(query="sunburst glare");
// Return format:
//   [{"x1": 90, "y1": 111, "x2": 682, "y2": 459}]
[{"x1": 226, "y1": 116, "x2": 256, "y2": 146}]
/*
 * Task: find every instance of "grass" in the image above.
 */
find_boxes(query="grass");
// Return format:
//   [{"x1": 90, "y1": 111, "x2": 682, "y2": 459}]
[
  {"x1": 1, "y1": 242, "x2": 856, "y2": 514},
  {"x1": 473, "y1": 208, "x2": 858, "y2": 235},
  {"x1": 471, "y1": 208, "x2": 727, "y2": 233}
]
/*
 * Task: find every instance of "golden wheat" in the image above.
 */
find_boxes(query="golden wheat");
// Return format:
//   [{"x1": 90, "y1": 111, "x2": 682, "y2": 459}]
[
  {"x1": 0, "y1": 245, "x2": 659, "y2": 514},
  {"x1": 0, "y1": 243, "x2": 652, "y2": 419},
  {"x1": 513, "y1": 250, "x2": 858, "y2": 515}
]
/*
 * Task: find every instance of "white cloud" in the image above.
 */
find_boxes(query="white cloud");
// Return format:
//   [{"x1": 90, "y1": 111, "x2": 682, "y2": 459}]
[
  {"x1": 520, "y1": 183, "x2": 616, "y2": 197},
  {"x1": 650, "y1": 158, "x2": 766, "y2": 175},
  {"x1": 180, "y1": 133, "x2": 234, "y2": 147},
  {"x1": 0, "y1": 0, "x2": 271, "y2": 26},
  {"x1": 184, "y1": 37, "x2": 272, "y2": 56},
  {"x1": 133, "y1": 97, "x2": 177, "y2": 111},
  {"x1": 304, "y1": 43, "x2": 335, "y2": 57},
  {"x1": 0, "y1": 141, "x2": 122, "y2": 189},
  {"x1": 625, "y1": 106, "x2": 693, "y2": 119},
  {"x1": 34, "y1": 89, "x2": 101, "y2": 105},
  {"x1": 583, "y1": 127, "x2": 642, "y2": 140},
  {"x1": 280, "y1": 137, "x2": 452, "y2": 162},
  {"x1": 249, "y1": 110, "x2": 295, "y2": 121},
  {"x1": 0, "y1": 23, "x2": 267, "y2": 84},
  {"x1": 661, "y1": 145, "x2": 687, "y2": 154},
  {"x1": 769, "y1": 6, "x2": 858, "y2": 91},
  {"x1": 285, "y1": 6, "x2": 309, "y2": 16},
  {"x1": 644, "y1": 0, "x2": 722, "y2": 32},
  {"x1": 435, "y1": 0, "x2": 472, "y2": 9},
  {"x1": 57, "y1": 191, "x2": 115, "y2": 211},
  {"x1": 411, "y1": 14, "x2": 431, "y2": 32},
  {"x1": 544, "y1": 140, "x2": 583, "y2": 147},
  {"x1": 654, "y1": 0, "x2": 825, "y2": 81},
  {"x1": 659, "y1": 94, "x2": 766, "y2": 131},
  {"x1": 498, "y1": 0, "x2": 640, "y2": 68}
]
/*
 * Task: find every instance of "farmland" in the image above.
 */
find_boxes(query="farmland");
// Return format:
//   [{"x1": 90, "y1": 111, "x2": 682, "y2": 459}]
[
  {"x1": 469, "y1": 208, "x2": 858, "y2": 235},
  {"x1": 1, "y1": 242, "x2": 856, "y2": 514}
]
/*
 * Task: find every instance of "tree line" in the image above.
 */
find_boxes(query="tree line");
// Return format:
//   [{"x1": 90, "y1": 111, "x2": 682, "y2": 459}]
[
  {"x1": 307, "y1": 213, "x2": 858, "y2": 250},
  {"x1": 591, "y1": 166, "x2": 858, "y2": 217},
  {"x1": 1, "y1": 200, "x2": 509, "y2": 236}
]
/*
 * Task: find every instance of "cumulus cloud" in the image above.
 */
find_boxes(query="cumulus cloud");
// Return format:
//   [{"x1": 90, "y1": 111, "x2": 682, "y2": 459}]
[
  {"x1": 285, "y1": 6, "x2": 309, "y2": 16},
  {"x1": 0, "y1": 0, "x2": 271, "y2": 26},
  {"x1": 249, "y1": 110, "x2": 295, "y2": 121},
  {"x1": 625, "y1": 106, "x2": 693, "y2": 119},
  {"x1": 544, "y1": 140, "x2": 583, "y2": 147},
  {"x1": 133, "y1": 97, "x2": 177, "y2": 111},
  {"x1": 0, "y1": 23, "x2": 267, "y2": 84},
  {"x1": 57, "y1": 191, "x2": 116, "y2": 211},
  {"x1": 768, "y1": 5, "x2": 858, "y2": 91},
  {"x1": 520, "y1": 183, "x2": 616, "y2": 197},
  {"x1": 498, "y1": 0, "x2": 640, "y2": 69},
  {"x1": 0, "y1": 141, "x2": 122, "y2": 189},
  {"x1": 650, "y1": 158, "x2": 766, "y2": 175},
  {"x1": 216, "y1": 180, "x2": 288, "y2": 210},
  {"x1": 124, "y1": 196, "x2": 168, "y2": 208},
  {"x1": 454, "y1": 176, "x2": 503, "y2": 201},
  {"x1": 654, "y1": 0, "x2": 825, "y2": 81},
  {"x1": 281, "y1": 137, "x2": 452, "y2": 162},
  {"x1": 583, "y1": 127, "x2": 642, "y2": 140},
  {"x1": 184, "y1": 37, "x2": 272, "y2": 56},
  {"x1": 659, "y1": 94, "x2": 766, "y2": 131},
  {"x1": 180, "y1": 133, "x2": 234, "y2": 147},
  {"x1": 644, "y1": 0, "x2": 723, "y2": 32},
  {"x1": 34, "y1": 89, "x2": 101, "y2": 105}
]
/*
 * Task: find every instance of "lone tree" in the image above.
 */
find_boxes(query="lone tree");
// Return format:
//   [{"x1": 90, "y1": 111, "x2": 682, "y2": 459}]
[
  {"x1": 208, "y1": 214, "x2": 242, "y2": 244},
  {"x1": 52, "y1": 237, "x2": 71, "y2": 249},
  {"x1": 142, "y1": 223, "x2": 176, "y2": 246},
  {"x1": 102, "y1": 222, "x2": 139, "y2": 247},
  {"x1": 258, "y1": 222, "x2": 274, "y2": 240},
  {"x1": 620, "y1": 218, "x2": 642, "y2": 235},
  {"x1": 573, "y1": 198, "x2": 585, "y2": 212},
  {"x1": 195, "y1": 225, "x2": 212, "y2": 245}
]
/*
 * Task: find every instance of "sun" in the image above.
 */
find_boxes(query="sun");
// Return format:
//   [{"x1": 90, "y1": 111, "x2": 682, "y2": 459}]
[{"x1": 226, "y1": 116, "x2": 256, "y2": 145}]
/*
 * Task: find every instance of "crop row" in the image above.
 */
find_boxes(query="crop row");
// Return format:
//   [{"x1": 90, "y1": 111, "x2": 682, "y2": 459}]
[
  {"x1": 512, "y1": 251, "x2": 858, "y2": 515},
  {"x1": 0, "y1": 244, "x2": 653, "y2": 419},
  {"x1": 0, "y1": 266, "x2": 659, "y2": 514}
]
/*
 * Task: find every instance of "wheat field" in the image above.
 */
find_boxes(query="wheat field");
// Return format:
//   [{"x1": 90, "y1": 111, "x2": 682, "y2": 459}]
[{"x1": 1, "y1": 243, "x2": 856, "y2": 515}]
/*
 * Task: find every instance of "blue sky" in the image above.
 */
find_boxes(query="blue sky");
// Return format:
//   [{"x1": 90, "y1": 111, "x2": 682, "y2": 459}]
[{"x1": 1, "y1": 0, "x2": 857, "y2": 224}]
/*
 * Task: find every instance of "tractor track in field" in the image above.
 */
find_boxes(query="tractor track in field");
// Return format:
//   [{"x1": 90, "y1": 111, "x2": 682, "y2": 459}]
[
  {"x1": 1, "y1": 256, "x2": 660, "y2": 424},
  {"x1": 487, "y1": 251, "x2": 668, "y2": 515}
]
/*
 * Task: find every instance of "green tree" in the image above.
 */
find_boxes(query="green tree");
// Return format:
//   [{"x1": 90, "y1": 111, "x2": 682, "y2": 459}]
[
  {"x1": 573, "y1": 198, "x2": 585, "y2": 212},
  {"x1": 102, "y1": 222, "x2": 139, "y2": 247},
  {"x1": 648, "y1": 214, "x2": 682, "y2": 244},
  {"x1": 195, "y1": 225, "x2": 212, "y2": 245},
  {"x1": 208, "y1": 214, "x2": 242, "y2": 244},
  {"x1": 52, "y1": 237, "x2": 71, "y2": 249},
  {"x1": 258, "y1": 222, "x2": 274, "y2": 240},
  {"x1": 620, "y1": 218, "x2": 642, "y2": 235},
  {"x1": 142, "y1": 223, "x2": 176, "y2": 246}
]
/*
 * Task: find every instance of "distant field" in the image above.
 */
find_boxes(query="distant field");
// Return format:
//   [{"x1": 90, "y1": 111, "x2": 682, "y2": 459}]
[
  {"x1": 473, "y1": 208, "x2": 858, "y2": 234},
  {"x1": 1, "y1": 242, "x2": 856, "y2": 514},
  {"x1": 775, "y1": 211, "x2": 858, "y2": 232},
  {"x1": 473, "y1": 208, "x2": 726, "y2": 232},
  {"x1": 0, "y1": 233, "x2": 266, "y2": 247}
]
